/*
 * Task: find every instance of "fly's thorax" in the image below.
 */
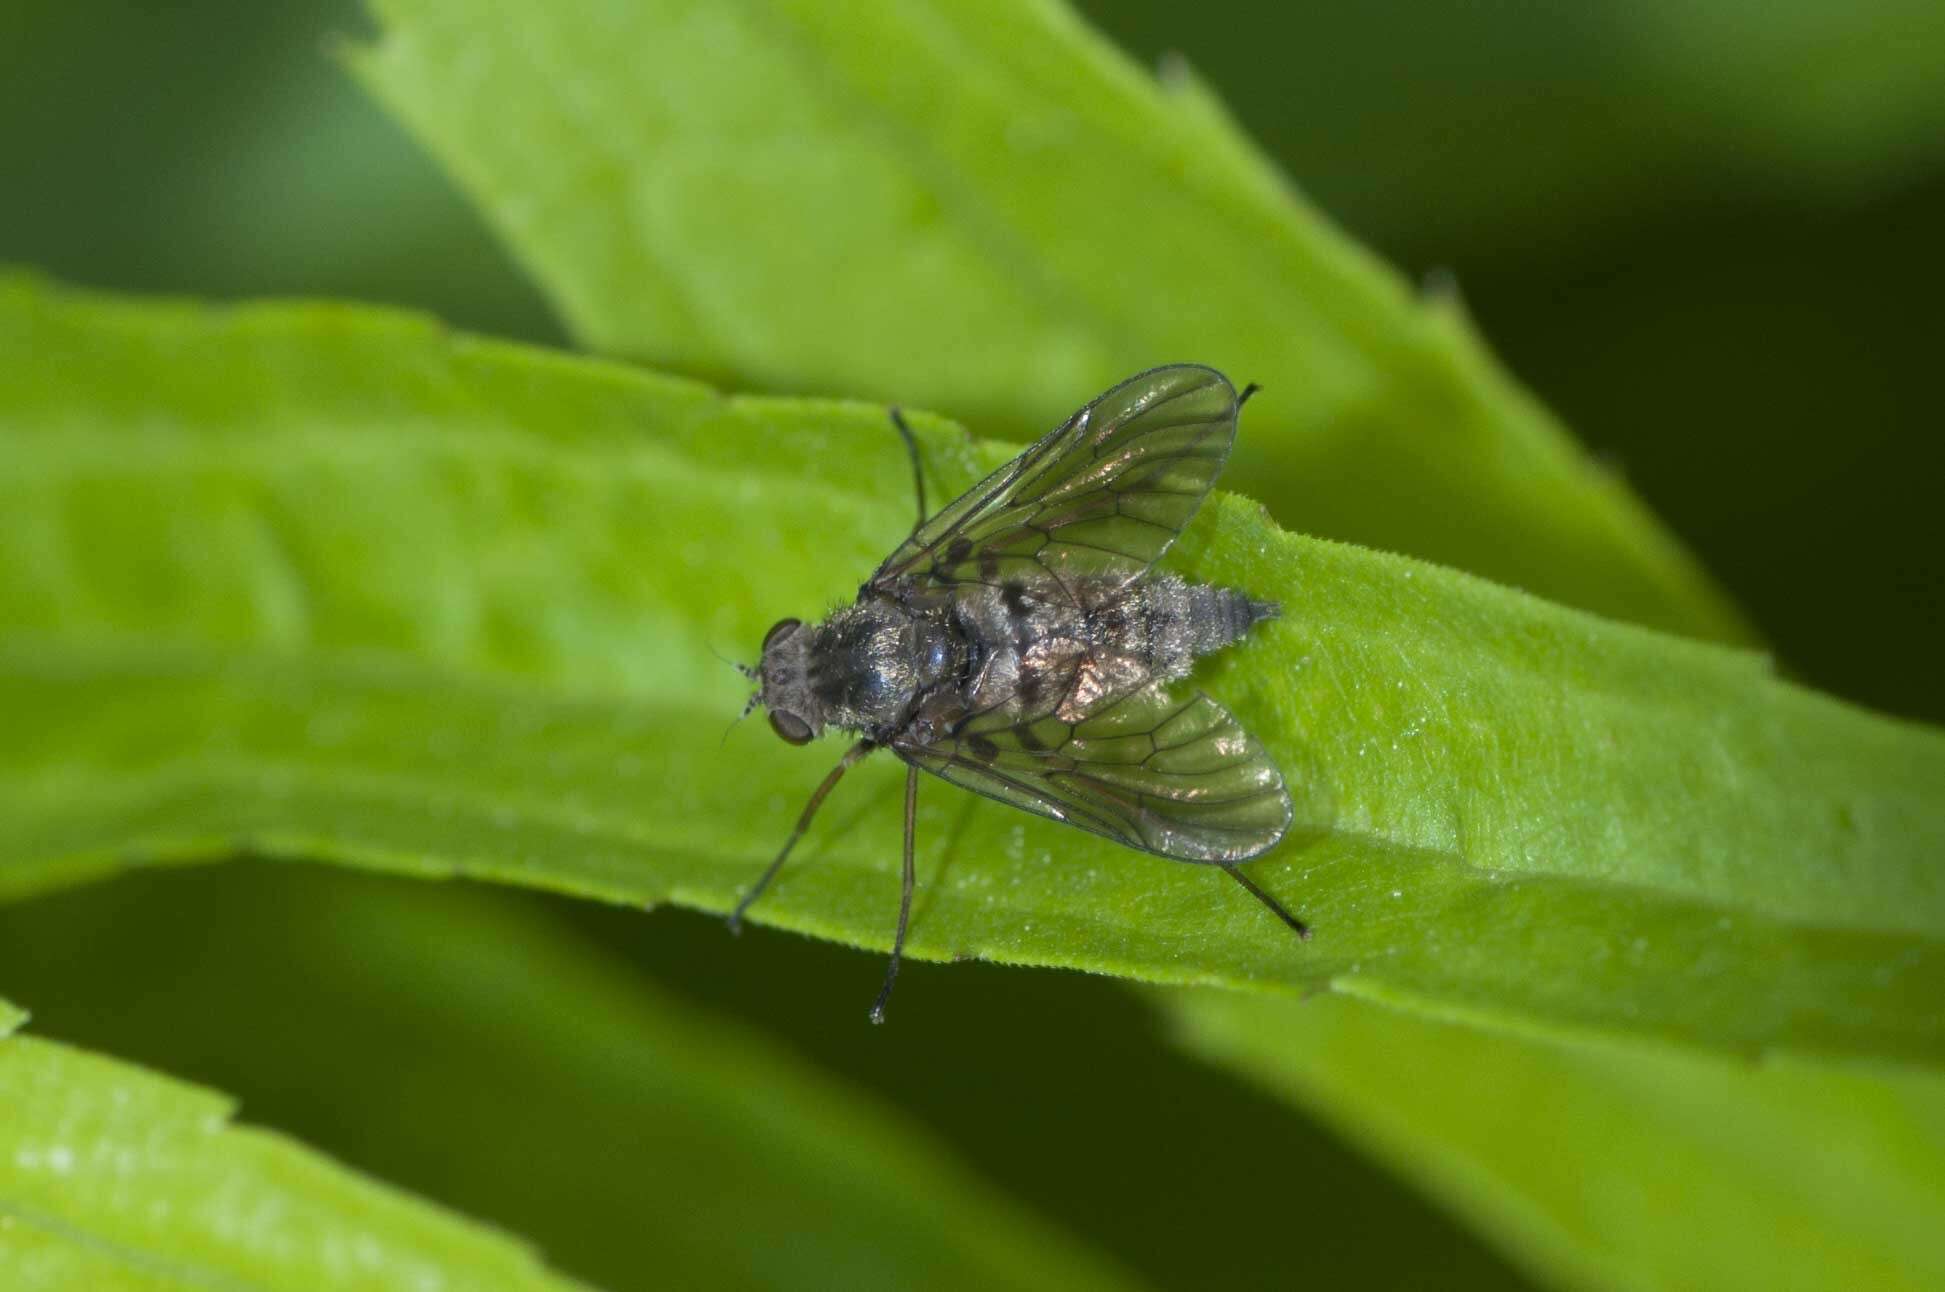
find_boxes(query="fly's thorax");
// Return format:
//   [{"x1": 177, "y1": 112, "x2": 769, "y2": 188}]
[{"x1": 758, "y1": 598, "x2": 923, "y2": 741}]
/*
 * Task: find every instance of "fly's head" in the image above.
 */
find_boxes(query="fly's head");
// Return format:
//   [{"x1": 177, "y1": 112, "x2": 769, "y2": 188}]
[{"x1": 756, "y1": 616, "x2": 824, "y2": 745}]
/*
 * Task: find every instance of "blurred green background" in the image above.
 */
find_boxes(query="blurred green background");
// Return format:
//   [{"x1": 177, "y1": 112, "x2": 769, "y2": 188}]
[{"x1": 4, "y1": 1, "x2": 1941, "y2": 1288}]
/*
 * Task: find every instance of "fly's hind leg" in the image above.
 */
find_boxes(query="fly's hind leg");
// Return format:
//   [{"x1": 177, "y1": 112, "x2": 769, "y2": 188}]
[{"x1": 1222, "y1": 864, "x2": 1311, "y2": 941}]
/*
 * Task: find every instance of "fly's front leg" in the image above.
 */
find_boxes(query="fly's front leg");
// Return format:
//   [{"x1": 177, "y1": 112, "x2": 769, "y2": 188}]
[{"x1": 729, "y1": 739, "x2": 875, "y2": 933}]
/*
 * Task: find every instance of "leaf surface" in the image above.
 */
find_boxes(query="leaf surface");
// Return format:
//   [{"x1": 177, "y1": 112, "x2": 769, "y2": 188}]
[
  {"x1": 349, "y1": 0, "x2": 1748, "y2": 641},
  {"x1": 0, "y1": 869, "x2": 1142, "y2": 1292},
  {"x1": 1172, "y1": 991, "x2": 1945, "y2": 1292},
  {"x1": 3, "y1": 277, "x2": 1942, "y2": 1063},
  {"x1": 0, "y1": 1003, "x2": 594, "y2": 1292}
]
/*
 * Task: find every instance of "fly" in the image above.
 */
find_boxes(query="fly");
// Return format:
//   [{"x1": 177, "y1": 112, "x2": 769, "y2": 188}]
[{"x1": 731, "y1": 365, "x2": 1304, "y2": 1021}]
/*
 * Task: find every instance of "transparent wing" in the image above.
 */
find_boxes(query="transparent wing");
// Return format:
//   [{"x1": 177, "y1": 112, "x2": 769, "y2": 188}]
[
  {"x1": 870, "y1": 365, "x2": 1242, "y2": 602},
  {"x1": 894, "y1": 686, "x2": 1292, "y2": 863}
]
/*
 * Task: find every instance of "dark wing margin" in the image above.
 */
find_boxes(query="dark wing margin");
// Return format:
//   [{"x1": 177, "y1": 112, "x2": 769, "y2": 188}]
[
  {"x1": 870, "y1": 365, "x2": 1241, "y2": 600},
  {"x1": 893, "y1": 687, "x2": 1292, "y2": 863}
]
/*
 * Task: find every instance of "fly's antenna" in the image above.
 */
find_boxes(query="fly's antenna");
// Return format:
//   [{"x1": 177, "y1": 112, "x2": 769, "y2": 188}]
[
  {"x1": 1238, "y1": 381, "x2": 1262, "y2": 409},
  {"x1": 708, "y1": 645, "x2": 761, "y2": 747},
  {"x1": 720, "y1": 691, "x2": 762, "y2": 748},
  {"x1": 707, "y1": 643, "x2": 759, "y2": 681}
]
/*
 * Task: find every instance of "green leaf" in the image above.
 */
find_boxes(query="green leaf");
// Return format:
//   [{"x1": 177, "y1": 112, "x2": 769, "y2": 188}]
[
  {"x1": 0, "y1": 872, "x2": 1533, "y2": 1292},
  {"x1": 2, "y1": 276, "x2": 1942, "y2": 1064},
  {"x1": 0, "y1": 869, "x2": 1142, "y2": 1292},
  {"x1": 0, "y1": 1001, "x2": 593, "y2": 1292},
  {"x1": 1085, "y1": 0, "x2": 1945, "y2": 259},
  {"x1": 1170, "y1": 991, "x2": 1945, "y2": 1292},
  {"x1": 348, "y1": 0, "x2": 1749, "y2": 643}
]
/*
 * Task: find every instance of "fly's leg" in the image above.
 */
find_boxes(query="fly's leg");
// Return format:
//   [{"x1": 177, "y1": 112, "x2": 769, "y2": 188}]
[
  {"x1": 869, "y1": 763, "x2": 920, "y2": 1024},
  {"x1": 888, "y1": 408, "x2": 927, "y2": 536},
  {"x1": 728, "y1": 739, "x2": 875, "y2": 934},
  {"x1": 1222, "y1": 864, "x2": 1311, "y2": 941}
]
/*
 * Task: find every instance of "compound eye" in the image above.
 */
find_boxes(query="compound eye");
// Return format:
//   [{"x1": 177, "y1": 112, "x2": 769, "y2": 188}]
[
  {"x1": 769, "y1": 710, "x2": 813, "y2": 745},
  {"x1": 762, "y1": 618, "x2": 803, "y2": 652}
]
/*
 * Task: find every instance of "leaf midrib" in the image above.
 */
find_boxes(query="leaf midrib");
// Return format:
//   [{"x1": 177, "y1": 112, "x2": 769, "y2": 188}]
[
  {"x1": 11, "y1": 634, "x2": 1937, "y2": 952},
  {"x1": 0, "y1": 1196, "x2": 265, "y2": 1292}
]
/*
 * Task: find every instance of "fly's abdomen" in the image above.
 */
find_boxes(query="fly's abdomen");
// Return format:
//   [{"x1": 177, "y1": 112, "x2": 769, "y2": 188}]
[
  {"x1": 944, "y1": 573, "x2": 1275, "y2": 725},
  {"x1": 1099, "y1": 574, "x2": 1277, "y2": 683},
  {"x1": 1187, "y1": 580, "x2": 1279, "y2": 654}
]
